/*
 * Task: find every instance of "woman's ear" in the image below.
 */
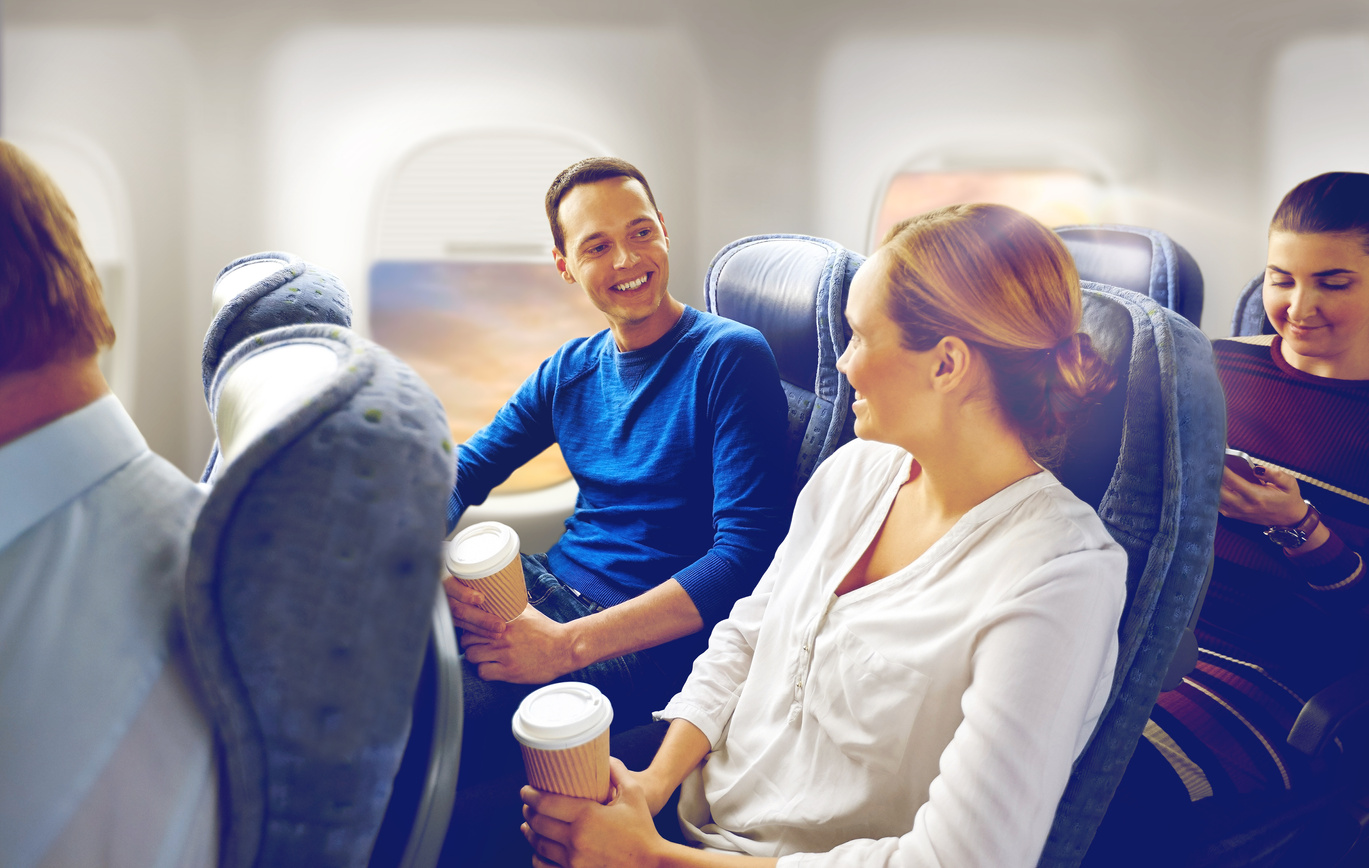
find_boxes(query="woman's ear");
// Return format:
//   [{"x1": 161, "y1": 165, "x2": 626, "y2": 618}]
[{"x1": 930, "y1": 336, "x2": 975, "y2": 393}]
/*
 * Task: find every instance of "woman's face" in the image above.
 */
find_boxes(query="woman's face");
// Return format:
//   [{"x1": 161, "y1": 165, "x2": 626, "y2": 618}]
[
  {"x1": 1264, "y1": 230, "x2": 1369, "y2": 379},
  {"x1": 836, "y1": 252, "x2": 937, "y2": 447}
]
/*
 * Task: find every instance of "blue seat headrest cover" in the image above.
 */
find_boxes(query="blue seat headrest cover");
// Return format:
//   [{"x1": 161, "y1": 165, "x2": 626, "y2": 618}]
[{"x1": 1056, "y1": 225, "x2": 1204, "y2": 326}]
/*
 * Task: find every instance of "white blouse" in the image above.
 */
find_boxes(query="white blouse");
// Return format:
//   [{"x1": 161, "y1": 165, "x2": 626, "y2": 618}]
[{"x1": 659, "y1": 439, "x2": 1127, "y2": 867}]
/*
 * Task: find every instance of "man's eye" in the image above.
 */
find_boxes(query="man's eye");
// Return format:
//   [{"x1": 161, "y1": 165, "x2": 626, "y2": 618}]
[{"x1": 1321, "y1": 280, "x2": 1351, "y2": 290}]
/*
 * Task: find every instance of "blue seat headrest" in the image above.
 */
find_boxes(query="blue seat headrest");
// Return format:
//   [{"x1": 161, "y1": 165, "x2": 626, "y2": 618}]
[
  {"x1": 705, "y1": 234, "x2": 864, "y2": 493},
  {"x1": 1055, "y1": 224, "x2": 1204, "y2": 326},
  {"x1": 1231, "y1": 273, "x2": 1274, "y2": 336}
]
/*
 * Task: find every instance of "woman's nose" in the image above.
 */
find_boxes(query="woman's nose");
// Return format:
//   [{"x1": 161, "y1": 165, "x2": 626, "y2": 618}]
[{"x1": 1287, "y1": 285, "x2": 1316, "y2": 322}]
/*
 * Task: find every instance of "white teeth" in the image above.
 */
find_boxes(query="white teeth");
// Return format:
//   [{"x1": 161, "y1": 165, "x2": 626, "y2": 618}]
[{"x1": 613, "y1": 275, "x2": 647, "y2": 292}]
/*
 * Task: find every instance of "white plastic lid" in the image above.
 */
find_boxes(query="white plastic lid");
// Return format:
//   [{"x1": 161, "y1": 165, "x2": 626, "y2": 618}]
[
  {"x1": 446, "y1": 521, "x2": 520, "y2": 579},
  {"x1": 512, "y1": 683, "x2": 614, "y2": 750}
]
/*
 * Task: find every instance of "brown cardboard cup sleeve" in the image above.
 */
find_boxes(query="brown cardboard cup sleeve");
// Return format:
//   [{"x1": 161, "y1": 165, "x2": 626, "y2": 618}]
[{"x1": 445, "y1": 521, "x2": 527, "y2": 622}]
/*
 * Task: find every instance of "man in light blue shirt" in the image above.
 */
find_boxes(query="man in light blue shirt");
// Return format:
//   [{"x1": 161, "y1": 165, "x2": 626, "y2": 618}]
[{"x1": 0, "y1": 140, "x2": 217, "y2": 868}]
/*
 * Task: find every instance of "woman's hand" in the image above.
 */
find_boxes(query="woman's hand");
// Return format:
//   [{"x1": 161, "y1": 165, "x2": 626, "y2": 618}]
[
  {"x1": 1218, "y1": 462, "x2": 1307, "y2": 527},
  {"x1": 522, "y1": 758, "x2": 665, "y2": 868}
]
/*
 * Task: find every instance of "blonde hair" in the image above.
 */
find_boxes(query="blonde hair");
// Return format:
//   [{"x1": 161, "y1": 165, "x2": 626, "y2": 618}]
[
  {"x1": 0, "y1": 140, "x2": 113, "y2": 375},
  {"x1": 879, "y1": 203, "x2": 1114, "y2": 464}
]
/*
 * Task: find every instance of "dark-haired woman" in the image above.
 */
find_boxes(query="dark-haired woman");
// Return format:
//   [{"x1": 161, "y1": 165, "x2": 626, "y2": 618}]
[
  {"x1": 1089, "y1": 172, "x2": 1369, "y2": 863},
  {"x1": 518, "y1": 204, "x2": 1128, "y2": 867}
]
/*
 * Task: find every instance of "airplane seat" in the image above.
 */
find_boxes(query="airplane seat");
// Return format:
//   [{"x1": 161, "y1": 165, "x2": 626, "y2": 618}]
[
  {"x1": 1055, "y1": 224, "x2": 1205, "y2": 326},
  {"x1": 199, "y1": 251, "x2": 354, "y2": 483},
  {"x1": 184, "y1": 323, "x2": 461, "y2": 868},
  {"x1": 1230, "y1": 272, "x2": 1276, "y2": 336},
  {"x1": 706, "y1": 234, "x2": 1226, "y2": 868},
  {"x1": 704, "y1": 234, "x2": 865, "y2": 496}
]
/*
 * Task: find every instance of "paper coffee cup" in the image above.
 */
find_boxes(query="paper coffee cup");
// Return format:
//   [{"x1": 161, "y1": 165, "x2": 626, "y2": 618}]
[
  {"x1": 446, "y1": 522, "x2": 527, "y2": 622},
  {"x1": 512, "y1": 683, "x2": 614, "y2": 803}
]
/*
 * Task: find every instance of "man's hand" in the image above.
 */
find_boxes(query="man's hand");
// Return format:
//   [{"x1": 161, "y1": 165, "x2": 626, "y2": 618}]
[
  {"x1": 461, "y1": 604, "x2": 577, "y2": 684},
  {"x1": 521, "y1": 758, "x2": 665, "y2": 868},
  {"x1": 442, "y1": 576, "x2": 507, "y2": 640},
  {"x1": 1219, "y1": 463, "x2": 1307, "y2": 527}
]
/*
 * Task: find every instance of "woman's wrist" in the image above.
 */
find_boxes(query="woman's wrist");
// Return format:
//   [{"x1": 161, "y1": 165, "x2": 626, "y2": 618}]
[{"x1": 1284, "y1": 521, "x2": 1331, "y2": 557}]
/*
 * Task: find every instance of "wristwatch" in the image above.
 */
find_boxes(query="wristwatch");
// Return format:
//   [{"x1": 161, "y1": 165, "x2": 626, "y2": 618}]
[{"x1": 1264, "y1": 500, "x2": 1320, "y2": 549}]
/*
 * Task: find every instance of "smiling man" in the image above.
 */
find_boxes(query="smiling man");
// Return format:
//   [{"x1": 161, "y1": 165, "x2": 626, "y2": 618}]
[{"x1": 441, "y1": 158, "x2": 791, "y2": 847}]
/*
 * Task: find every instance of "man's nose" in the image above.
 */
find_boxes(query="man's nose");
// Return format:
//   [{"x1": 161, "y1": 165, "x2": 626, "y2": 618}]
[{"x1": 614, "y1": 245, "x2": 640, "y2": 268}]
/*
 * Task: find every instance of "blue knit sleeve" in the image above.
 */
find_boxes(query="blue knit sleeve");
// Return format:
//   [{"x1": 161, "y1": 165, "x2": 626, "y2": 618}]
[
  {"x1": 672, "y1": 328, "x2": 793, "y2": 625},
  {"x1": 446, "y1": 355, "x2": 560, "y2": 533}
]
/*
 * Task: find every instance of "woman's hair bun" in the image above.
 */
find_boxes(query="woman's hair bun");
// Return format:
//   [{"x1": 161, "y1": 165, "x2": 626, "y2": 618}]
[{"x1": 980, "y1": 331, "x2": 1116, "y2": 467}]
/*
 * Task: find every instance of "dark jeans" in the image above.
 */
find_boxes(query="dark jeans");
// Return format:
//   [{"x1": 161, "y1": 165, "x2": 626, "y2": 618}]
[{"x1": 439, "y1": 553, "x2": 698, "y2": 866}]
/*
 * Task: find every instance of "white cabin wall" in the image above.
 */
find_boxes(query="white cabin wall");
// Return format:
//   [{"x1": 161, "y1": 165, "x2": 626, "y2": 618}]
[
  {"x1": 1264, "y1": 33, "x2": 1369, "y2": 215},
  {"x1": 252, "y1": 25, "x2": 702, "y2": 329}
]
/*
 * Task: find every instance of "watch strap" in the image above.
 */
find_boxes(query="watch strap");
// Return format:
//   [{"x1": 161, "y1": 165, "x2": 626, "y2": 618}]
[{"x1": 1265, "y1": 500, "x2": 1320, "y2": 549}]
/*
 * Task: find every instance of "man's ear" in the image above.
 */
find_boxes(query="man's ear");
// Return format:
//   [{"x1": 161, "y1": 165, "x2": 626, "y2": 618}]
[
  {"x1": 552, "y1": 248, "x2": 575, "y2": 284},
  {"x1": 930, "y1": 336, "x2": 974, "y2": 393}
]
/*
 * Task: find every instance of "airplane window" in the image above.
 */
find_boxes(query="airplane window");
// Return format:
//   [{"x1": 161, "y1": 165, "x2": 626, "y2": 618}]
[
  {"x1": 368, "y1": 130, "x2": 610, "y2": 494},
  {"x1": 369, "y1": 259, "x2": 604, "y2": 493},
  {"x1": 871, "y1": 169, "x2": 1107, "y2": 251}
]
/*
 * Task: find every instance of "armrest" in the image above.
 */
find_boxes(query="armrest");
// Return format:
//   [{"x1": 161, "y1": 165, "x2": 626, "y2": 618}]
[{"x1": 1287, "y1": 665, "x2": 1369, "y2": 758}]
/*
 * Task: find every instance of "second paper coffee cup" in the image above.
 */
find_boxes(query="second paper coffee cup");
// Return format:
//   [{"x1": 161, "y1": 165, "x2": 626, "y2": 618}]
[
  {"x1": 446, "y1": 521, "x2": 527, "y2": 622},
  {"x1": 512, "y1": 683, "x2": 614, "y2": 803}
]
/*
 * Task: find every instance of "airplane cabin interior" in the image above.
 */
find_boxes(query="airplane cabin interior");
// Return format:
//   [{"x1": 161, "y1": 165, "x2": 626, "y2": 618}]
[{"x1": 2, "y1": 0, "x2": 1367, "y2": 866}]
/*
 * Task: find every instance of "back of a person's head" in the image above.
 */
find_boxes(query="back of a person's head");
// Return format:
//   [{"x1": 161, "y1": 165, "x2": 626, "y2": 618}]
[
  {"x1": 878, "y1": 203, "x2": 1114, "y2": 464},
  {"x1": 544, "y1": 156, "x2": 657, "y2": 254},
  {"x1": 0, "y1": 140, "x2": 112, "y2": 376},
  {"x1": 1270, "y1": 171, "x2": 1369, "y2": 253}
]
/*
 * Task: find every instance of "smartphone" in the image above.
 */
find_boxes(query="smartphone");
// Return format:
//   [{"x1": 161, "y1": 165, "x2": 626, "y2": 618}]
[{"x1": 1223, "y1": 448, "x2": 1263, "y2": 484}]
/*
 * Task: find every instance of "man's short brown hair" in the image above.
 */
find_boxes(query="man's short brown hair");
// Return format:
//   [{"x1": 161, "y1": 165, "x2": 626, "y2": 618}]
[
  {"x1": 0, "y1": 140, "x2": 113, "y2": 375},
  {"x1": 545, "y1": 157, "x2": 658, "y2": 255}
]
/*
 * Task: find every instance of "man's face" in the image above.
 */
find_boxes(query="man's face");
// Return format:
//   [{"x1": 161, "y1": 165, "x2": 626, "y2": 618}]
[{"x1": 553, "y1": 176, "x2": 674, "y2": 349}]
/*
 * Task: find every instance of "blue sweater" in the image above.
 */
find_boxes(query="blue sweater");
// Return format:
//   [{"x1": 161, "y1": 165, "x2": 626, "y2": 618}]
[{"x1": 447, "y1": 306, "x2": 792, "y2": 627}]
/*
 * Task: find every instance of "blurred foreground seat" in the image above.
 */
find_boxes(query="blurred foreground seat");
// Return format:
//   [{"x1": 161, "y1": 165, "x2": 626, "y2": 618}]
[{"x1": 185, "y1": 323, "x2": 461, "y2": 868}]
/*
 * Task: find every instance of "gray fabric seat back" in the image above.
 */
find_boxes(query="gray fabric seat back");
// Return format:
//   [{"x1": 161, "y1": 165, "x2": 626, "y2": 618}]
[{"x1": 186, "y1": 324, "x2": 459, "y2": 868}]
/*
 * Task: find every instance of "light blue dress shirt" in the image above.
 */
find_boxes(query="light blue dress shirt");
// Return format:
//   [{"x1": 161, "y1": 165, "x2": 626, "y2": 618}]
[{"x1": 0, "y1": 395, "x2": 215, "y2": 868}]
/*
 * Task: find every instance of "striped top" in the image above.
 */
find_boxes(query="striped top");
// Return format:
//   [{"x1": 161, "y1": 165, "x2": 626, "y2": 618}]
[
  {"x1": 1211, "y1": 334, "x2": 1368, "y2": 615},
  {"x1": 1145, "y1": 335, "x2": 1369, "y2": 802}
]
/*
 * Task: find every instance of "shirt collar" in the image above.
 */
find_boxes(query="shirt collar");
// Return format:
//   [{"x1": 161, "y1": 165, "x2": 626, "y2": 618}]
[{"x1": 0, "y1": 394, "x2": 148, "y2": 551}]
